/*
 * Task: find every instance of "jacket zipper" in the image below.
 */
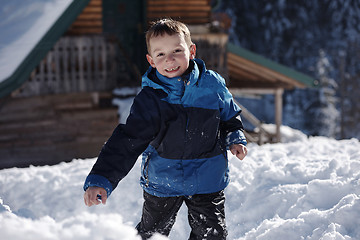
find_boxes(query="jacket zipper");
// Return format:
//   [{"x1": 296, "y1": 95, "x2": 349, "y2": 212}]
[
  {"x1": 183, "y1": 111, "x2": 189, "y2": 159},
  {"x1": 181, "y1": 81, "x2": 189, "y2": 159}
]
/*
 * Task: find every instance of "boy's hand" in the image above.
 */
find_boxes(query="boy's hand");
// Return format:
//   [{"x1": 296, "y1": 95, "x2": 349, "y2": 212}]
[
  {"x1": 230, "y1": 144, "x2": 248, "y2": 160},
  {"x1": 84, "y1": 186, "x2": 107, "y2": 207}
]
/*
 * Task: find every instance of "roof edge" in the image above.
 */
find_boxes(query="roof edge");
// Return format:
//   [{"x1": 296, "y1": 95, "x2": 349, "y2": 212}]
[
  {"x1": 227, "y1": 42, "x2": 317, "y2": 88},
  {"x1": 0, "y1": 0, "x2": 92, "y2": 98}
]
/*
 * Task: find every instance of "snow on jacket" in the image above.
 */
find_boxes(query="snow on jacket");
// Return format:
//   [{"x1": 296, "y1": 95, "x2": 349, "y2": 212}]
[{"x1": 83, "y1": 59, "x2": 247, "y2": 197}]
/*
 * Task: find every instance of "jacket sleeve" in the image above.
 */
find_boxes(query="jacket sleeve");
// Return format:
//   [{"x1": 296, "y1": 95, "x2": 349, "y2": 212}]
[
  {"x1": 217, "y1": 77, "x2": 247, "y2": 147},
  {"x1": 221, "y1": 114, "x2": 247, "y2": 147},
  {"x1": 83, "y1": 88, "x2": 162, "y2": 196}
]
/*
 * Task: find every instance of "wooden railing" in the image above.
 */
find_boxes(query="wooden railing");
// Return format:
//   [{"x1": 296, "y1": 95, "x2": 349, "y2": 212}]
[
  {"x1": 234, "y1": 99, "x2": 277, "y2": 145},
  {"x1": 17, "y1": 35, "x2": 124, "y2": 97}
]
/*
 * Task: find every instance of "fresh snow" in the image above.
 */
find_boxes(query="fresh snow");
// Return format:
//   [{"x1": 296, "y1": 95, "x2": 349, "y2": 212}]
[{"x1": 1, "y1": 128, "x2": 360, "y2": 239}]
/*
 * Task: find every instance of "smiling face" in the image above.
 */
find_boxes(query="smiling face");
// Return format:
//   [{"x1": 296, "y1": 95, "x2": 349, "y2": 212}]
[{"x1": 146, "y1": 33, "x2": 196, "y2": 78}]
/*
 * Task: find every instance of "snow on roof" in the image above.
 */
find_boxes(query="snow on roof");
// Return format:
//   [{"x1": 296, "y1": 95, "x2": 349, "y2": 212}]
[
  {"x1": 0, "y1": 0, "x2": 90, "y2": 98},
  {"x1": 0, "y1": 0, "x2": 73, "y2": 83}
]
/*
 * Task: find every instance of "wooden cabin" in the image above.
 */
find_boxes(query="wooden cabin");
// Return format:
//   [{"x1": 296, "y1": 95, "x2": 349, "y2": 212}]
[
  {"x1": 0, "y1": 0, "x2": 314, "y2": 169},
  {"x1": 0, "y1": 0, "x2": 122, "y2": 169}
]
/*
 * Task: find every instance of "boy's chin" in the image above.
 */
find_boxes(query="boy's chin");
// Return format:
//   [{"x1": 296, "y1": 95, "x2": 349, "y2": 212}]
[
  {"x1": 162, "y1": 71, "x2": 184, "y2": 79},
  {"x1": 165, "y1": 74, "x2": 182, "y2": 78}
]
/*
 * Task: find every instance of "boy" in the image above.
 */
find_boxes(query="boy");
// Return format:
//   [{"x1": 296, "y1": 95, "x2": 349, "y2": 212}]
[{"x1": 83, "y1": 18, "x2": 247, "y2": 239}]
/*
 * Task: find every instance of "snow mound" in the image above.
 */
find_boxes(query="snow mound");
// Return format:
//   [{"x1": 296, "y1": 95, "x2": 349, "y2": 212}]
[
  {"x1": 255, "y1": 124, "x2": 308, "y2": 143},
  {"x1": 0, "y1": 198, "x2": 11, "y2": 213},
  {"x1": 1, "y1": 133, "x2": 360, "y2": 239}
]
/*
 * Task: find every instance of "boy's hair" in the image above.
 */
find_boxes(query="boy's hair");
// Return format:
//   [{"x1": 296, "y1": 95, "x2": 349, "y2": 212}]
[{"x1": 145, "y1": 18, "x2": 193, "y2": 53}]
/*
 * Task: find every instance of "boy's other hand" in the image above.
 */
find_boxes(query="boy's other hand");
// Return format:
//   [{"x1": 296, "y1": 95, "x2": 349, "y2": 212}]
[
  {"x1": 84, "y1": 186, "x2": 107, "y2": 207},
  {"x1": 230, "y1": 144, "x2": 248, "y2": 160}
]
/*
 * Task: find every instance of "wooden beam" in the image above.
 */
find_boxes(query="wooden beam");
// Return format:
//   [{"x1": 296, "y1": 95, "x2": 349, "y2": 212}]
[
  {"x1": 230, "y1": 88, "x2": 280, "y2": 95},
  {"x1": 228, "y1": 67, "x2": 261, "y2": 81},
  {"x1": 89, "y1": 0, "x2": 102, "y2": 4},
  {"x1": 76, "y1": 13, "x2": 102, "y2": 20},
  {"x1": 191, "y1": 33, "x2": 228, "y2": 45},
  {"x1": 275, "y1": 88, "x2": 283, "y2": 142},
  {"x1": 228, "y1": 77, "x2": 293, "y2": 89},
  {"x1": 148, "y1": 12, "x2": 210, "y2": 18},
  {"x1": 233, "y1": 99, "x2": 273, "y2": 145},
  {"x1": 228, "y1": 53, "x2": 278, "y2": 82},
  {"x1": 71, "y1": 20, "x2": 102, "y2": 27},
  {"x1": 148, "y1": 0, "x2": 209, "y2": 6},
  {"x1": 147, "y1": 17, "x2": 210, "y2": 25},
  {"x1": 67, "y1": 27, "x2": 103, "y2": 34},
  {"x1": 82, "y1": 7, "x2": 102, "y2": 14},
  {"x1": 148, "y1": 6, "x2": 210, "y2": 11},
  {"x1": 228, "y1": 61, "x2": 270, "y2": 82}
]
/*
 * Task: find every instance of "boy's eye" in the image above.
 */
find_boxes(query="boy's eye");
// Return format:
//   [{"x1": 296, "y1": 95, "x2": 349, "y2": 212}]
[
  {"x1": 156, "y1": 53, "x2": 164, "y2": 57},
  {"x1": 174, "y1": 49, "x2": 182, "y2": 53}
]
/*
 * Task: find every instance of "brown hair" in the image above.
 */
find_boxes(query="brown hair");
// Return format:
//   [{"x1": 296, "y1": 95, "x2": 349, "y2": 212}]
[{"x1": 145, "y1": 18, "x2": 193, "y2": 53}]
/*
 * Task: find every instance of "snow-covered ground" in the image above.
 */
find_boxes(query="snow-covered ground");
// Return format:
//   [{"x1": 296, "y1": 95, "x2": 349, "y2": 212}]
[{"x1": 1, "y1": 127, "x2": 360, "y2": 240}]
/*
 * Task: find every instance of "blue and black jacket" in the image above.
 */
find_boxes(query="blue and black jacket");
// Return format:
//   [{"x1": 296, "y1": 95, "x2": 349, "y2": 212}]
[{"x1": 84, "y1": 59, "x2": 247, "y2": 197}]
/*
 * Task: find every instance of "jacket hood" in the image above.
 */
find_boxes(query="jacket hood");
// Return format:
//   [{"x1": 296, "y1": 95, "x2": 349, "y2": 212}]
[{"x1": 141, "y1": 58, "x2": 206, "y2": 93}]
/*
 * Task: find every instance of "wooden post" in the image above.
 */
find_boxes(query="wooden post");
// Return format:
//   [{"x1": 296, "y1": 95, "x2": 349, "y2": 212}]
[{"x1": 275, "y1": 88, "x2": 283, "y2": 142}]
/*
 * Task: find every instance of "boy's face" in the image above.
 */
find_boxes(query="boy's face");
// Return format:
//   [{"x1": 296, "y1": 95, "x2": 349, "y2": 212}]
[{"x1": 146, "y1": 33, "x2": 196, "y2": 78}]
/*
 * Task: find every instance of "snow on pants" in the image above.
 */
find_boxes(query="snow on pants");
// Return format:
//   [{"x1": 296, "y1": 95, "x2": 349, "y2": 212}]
[{"x1": 136, "y1": 190, "x2": 227, "y2": 240}]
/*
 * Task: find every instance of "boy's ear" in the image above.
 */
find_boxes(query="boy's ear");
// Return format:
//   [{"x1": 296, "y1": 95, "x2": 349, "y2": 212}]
[
  {"x1": 146, "y1": 54, "x2": 156, "y2": 68},
  {"x1": 190, "y1": 44, "x2": 196, "y2": 59}
]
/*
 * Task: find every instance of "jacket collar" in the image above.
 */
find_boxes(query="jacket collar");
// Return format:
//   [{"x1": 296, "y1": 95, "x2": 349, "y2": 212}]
[{"x1": 142, "y1": 59, "x2": 206, "y2": 93}]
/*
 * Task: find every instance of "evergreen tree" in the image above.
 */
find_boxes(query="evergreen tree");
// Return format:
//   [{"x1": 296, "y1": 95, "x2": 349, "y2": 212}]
[
  {"x1": 313, "y1": 49, "x2": 339, "y2": 137},
  {"x1": 219, "y1": 0, "x2": 360, "y2": 138}
]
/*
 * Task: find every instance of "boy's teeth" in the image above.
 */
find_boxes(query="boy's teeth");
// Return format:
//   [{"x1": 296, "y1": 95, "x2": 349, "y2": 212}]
[{"x1": 167, "y1": 66, "x2": 179, "y2": 71}]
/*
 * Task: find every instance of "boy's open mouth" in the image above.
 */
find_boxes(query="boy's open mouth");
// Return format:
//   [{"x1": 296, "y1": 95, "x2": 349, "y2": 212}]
[{"x1": 165, "y1": 66, "x2": 180, "y2": 73}]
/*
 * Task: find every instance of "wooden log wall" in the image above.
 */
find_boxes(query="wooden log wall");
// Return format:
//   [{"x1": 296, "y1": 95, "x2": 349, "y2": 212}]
[
  {"x1": 0, "y1": 92, "x2": 118, "y2": 169},
  {"x1": 147, "y1": 0, "x2": 211, "y2": 25},
  {"x1": 67, "y1": 0, "x2": 103, "y2": 35},
  {"x1": 192, "y1": 33, "x2": 228, "y2": 80}
]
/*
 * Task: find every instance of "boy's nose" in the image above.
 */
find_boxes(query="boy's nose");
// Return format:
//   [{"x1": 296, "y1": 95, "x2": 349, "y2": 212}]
[{"x1": 166, "y1": 54, "x2": 175, "y2": 62}]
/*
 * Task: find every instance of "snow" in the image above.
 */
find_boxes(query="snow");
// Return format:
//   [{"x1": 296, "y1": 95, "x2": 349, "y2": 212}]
[
  {"x1": 1, "y1": 128, "x2": 360, "y2": 239},
  {"x1": 0, "y1": 0, "x2": 73, "y2": 82},
  {"x1": 112, "y1": 87, "x2": 141, "y2": 124}
]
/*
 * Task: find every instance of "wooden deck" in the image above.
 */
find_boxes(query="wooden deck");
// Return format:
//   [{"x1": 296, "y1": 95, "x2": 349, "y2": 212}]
[{"x1": 0, "y1": 92, "x2": 118, "y2": 169}]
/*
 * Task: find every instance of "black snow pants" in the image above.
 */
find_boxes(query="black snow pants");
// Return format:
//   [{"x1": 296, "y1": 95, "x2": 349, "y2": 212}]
[{"x1": 136, "y1": 190, "x2": 227, "y2": 240}]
